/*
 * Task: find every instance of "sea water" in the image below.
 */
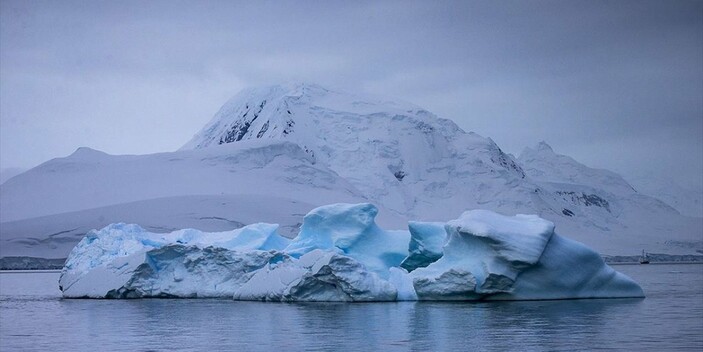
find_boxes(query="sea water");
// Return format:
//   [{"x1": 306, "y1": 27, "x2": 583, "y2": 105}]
[{"x1": 1, "y1": 264, "x2": 701, "y2": 351}]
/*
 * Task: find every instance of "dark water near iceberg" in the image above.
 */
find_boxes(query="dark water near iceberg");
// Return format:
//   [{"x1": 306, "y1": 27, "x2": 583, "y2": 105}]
[{"x1": 1, "y1": 264, "x2": 701, "y2": 351}]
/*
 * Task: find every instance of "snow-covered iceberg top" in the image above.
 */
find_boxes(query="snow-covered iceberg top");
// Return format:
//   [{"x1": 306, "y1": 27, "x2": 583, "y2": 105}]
[{"x1": 59, "y1": 203, "x2": 644, "y2": 301}]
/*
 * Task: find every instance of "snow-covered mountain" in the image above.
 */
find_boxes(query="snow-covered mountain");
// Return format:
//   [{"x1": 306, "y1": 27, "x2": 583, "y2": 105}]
[
  {"x1": 627, "y1": 175, "x2": 703, "y2": 218},
  {"x1": 519, "y1": 142, "x2": 637, "y2": 196},
  {"x1": 0, "y1": 140, "x2": 406, "y2": 258},
  {"x1": 516, "y1": 142, "x2": 701, "y2": 252},
  {"x1": 182, "y1": 83, "x2": 532, "y2": 220},
  {"x1": 1, "y1": 83, "x2": 701, "y2": 258}
]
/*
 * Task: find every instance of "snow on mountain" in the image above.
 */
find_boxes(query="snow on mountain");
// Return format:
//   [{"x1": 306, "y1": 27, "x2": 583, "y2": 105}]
[
  {"x1": 519, "y1": 141, "x2": 637, "y2": 195},
  {"x1": 182, "y1": 83, "x2": 532, "y2": 220},
  {"x1": 180, "y1": 83, "x2": 701, "y2": 255},
  {"x1": 1, "y1": 141, "x2": 357, "y2": 221},
  {"x1": 2, "y1": 83, "x2": 701, "y2": 259},
  {"x1": 627, "y1": 175, "x2": 703, "y2": 218},
  {"x1": 0, "y1": 167, "x2": 26, "y2": 185},
  {"x1": 0, "y1": 140, "x2": 406, "y2": 258},
  {"x1": 517, "y1": 141, "x2": 701, "y2": 253}
]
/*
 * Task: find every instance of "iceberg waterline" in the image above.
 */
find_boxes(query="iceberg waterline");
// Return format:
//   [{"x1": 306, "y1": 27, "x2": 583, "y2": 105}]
[{"x1": 59, "y1": 203, "x2": 644, "y2": 301}]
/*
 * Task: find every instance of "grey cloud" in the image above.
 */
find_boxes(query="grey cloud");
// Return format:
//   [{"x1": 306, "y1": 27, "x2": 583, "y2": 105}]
[{"x1": 1, "y1": 0, "x2": 701, "y2": 189}]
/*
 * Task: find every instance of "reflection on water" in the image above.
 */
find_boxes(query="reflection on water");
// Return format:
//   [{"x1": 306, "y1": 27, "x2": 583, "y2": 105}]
[{"x1": 1, "y1": 265, "x2": 701, "y2": 351}]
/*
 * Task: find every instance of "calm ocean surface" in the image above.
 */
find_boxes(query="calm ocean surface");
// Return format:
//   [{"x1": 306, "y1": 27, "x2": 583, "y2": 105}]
[{"x1": 1, "y1": 264, "x2": 701, "y2": 351}]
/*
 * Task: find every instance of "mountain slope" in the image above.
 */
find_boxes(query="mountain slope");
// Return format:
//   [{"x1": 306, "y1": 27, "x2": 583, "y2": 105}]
[
  {"x1": 181, "y1": 83, "x2": 701, "y2": 254},
  {"x1": 182, "y1": 83, "x2": 533, "y2": 220},
  {"x1": 517, "y1": 142, "x2": 701, "y2": 253},
  {"x1": 1, "y1": 83, "x2": 701, "y2": 259},
  {"x1": 0, "y1": 168, "x2": 26, "y2": 185},
  {"x1": 627, "y1": 175, "x2": 703, "y2": 218},
  {"x1": 519, "y1": 142, "x2": 637, "y2": 195},
  {"x1": 1, "y1": 141, "x2": 362, "y2": 221},
  {"x1": 0, "y1": 140, "x2": 408, "y2": 258}
]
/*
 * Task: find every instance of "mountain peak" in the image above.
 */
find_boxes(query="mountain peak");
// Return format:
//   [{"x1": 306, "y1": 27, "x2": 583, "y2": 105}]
[
  {"x1": 69, "y1": 147, "x2": 109, "y2": 159},
  {"x1": 518, "y1": 141, "x2": 637, "y2": 195},
  {"x1": 520, "y1": 141, "x2": 555, "y2": 158},
  {"x1": 4, "y1": 84, "x2": 701, "y2": 259},
  {"x1": 181, "y1": 83, "x2": 445, "y2": 151},
  {"x1": 536, "y1": 141, "x2": 554, "y2": 152},
  {"x1": 180, "y1": 83, "x2": 534, "y2": 217}
]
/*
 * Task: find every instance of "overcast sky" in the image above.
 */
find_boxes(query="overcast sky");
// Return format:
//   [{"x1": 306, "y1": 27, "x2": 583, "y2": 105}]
[{"x1": 1, "y1": 0, "x2": 701, "y2": 189}]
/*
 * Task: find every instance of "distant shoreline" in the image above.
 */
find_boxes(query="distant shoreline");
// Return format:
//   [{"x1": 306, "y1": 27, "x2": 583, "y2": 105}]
[
  {"x1": 607, "y1": 261, "x2": 703, "y2": 265},
  {"x1": 0, "y1": 269, "x2": 62, "y2": 273},
  {"x1": 603, "y1": 253, "x2": 703, "y2": 264},
  {"x1": 1, "y1": 264, "x2": 702, "y2": 272}
]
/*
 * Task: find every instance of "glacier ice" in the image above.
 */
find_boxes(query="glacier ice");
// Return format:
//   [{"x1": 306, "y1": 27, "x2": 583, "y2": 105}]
[
  {"x1": 59, "y1": 203, "x2": 645, "y2": 301},
  {"x1": 400, "y1": 221, "x2": 447, "y2": 272},
  {"x1": 59, "y1": 223, "x2": 289, "y2": 298},
  {"x1": 285, "y1": 203, "x2": 410, "y2": 280}
]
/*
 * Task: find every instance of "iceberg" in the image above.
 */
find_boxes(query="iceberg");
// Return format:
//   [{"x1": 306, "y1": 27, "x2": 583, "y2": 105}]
[{"x1": 59, "y1": 203, "x2": 645, "y2": 301}]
